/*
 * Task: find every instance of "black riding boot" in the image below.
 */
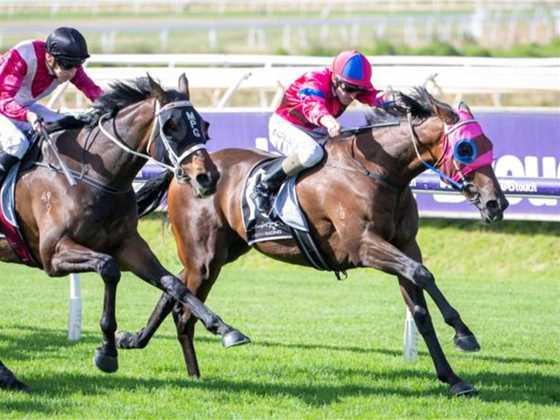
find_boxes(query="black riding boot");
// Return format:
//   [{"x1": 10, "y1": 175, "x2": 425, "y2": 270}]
[
  {"x1": 0, "y1": 153, "x2": 19, "y2": 186},
  {"x1": 254, "y1": 158, "x2": 288, "y2": 213}
]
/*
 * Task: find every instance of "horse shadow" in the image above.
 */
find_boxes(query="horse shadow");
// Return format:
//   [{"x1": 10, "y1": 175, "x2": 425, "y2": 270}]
[{"x1": 2, "y1": 326, "x2": 558, "y2": 411}]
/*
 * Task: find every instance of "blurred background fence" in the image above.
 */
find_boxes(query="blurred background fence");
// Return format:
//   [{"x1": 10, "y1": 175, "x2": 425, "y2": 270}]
[{"x1": 1, "y1": 0, "x2": 560, "y2": 54}]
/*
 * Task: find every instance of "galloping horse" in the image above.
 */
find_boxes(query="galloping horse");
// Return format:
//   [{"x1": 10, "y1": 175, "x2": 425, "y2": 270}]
[
  {"x1": 117, "y1": 88, "x2": 508, "y2": 396},
  {"x1": 0, "y1": 74, "x2": 249, "y2": 392}
]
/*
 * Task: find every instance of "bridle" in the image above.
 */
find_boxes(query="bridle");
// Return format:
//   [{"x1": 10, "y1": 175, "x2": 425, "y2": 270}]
[
  {"x1": 406, "y1": 111, "x2": 475, "y2": 192},
  {"x1": 406, "y1": 111, "x2": 483, "y2": 207},
  {"x1": 98, "y1": 99, "x2": 207, "y2": 181}
]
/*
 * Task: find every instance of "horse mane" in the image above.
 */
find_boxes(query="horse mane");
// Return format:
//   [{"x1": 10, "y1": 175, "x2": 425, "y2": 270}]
[
  {"x1": 365, "y1": 86, "x2": 454, "y2": 125},
  {"x1": 92, "y1": 77, "x2": 155, "y2": 115}
]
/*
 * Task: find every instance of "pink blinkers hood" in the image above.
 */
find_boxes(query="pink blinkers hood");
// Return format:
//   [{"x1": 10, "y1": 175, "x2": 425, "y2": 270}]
[{"x1": 441, "y1": 108, "x2": 494, "y2": 182}]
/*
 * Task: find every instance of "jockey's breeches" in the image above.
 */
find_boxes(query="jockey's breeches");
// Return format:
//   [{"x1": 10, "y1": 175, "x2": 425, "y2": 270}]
[{"x1": 268, "y1": 113, "x2": 325, "y2": 168}]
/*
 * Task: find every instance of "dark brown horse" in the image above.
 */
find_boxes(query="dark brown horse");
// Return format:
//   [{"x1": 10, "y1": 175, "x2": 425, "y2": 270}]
[
  {"x1": 117, "y1": 88, "x2": 508, "y2": 396},
  {"x1": 0, "y1": 74, "x2": 250, "y2": 392}
]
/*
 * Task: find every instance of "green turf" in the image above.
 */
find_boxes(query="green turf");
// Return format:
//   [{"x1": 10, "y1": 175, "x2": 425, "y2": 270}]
[{"x1": 0, "y1": 216, "x2": 559, "y2": 418}]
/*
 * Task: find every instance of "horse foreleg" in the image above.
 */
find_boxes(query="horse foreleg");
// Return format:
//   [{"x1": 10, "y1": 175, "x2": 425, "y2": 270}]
[
  {"x1": 115, "y1": 233, "x2": 250, "y2": 349},
  {"x1": 172, "y1": 304, "x2": 201, "y2": 378},
  {"x1": 398, "y1": 240, "x2": 480, "y2": 352},
  {"x1": 358, "y1": 233, "x2": 476, "y2": 396},
  {"x1": 116, "y1": 292, "x2": 175, "y2": 349},
  {"x1": 49, "y1": 238, "x2": 121, "y2": 374}
]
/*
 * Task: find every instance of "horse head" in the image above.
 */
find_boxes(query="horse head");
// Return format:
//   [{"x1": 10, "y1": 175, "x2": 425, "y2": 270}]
[
  {"x1": 146, "y1": 73, "x2": 219, "y2": 197},
  {"x1": 392, "y1": 88, "x2": 508, "y2": 223}
]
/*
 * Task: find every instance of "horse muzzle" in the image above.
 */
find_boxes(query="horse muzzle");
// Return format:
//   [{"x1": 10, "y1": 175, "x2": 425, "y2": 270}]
[
  {"x1": 191, "y1": 170, "x2": 219, "y2": 198},
  {"x1": 479, "y1": 196, "x2": 509, "y2": 224}
]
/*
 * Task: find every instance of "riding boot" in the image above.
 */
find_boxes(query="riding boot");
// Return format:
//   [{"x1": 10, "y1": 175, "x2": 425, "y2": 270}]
[
  {"x1": 254, "y1": 158, "x2": 289, "y2": 213},
  {"x1": 0, "y1": 152, "x2": 20, "y2": 186}
]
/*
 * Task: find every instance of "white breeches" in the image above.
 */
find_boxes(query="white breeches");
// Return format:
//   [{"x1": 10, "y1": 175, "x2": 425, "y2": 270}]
[
  {"x1": 268, "y1": 113, "x2": 325, "y2": 168},
  {"x1": 0, "y1": 103, "x2": 64, "y2": 158}
]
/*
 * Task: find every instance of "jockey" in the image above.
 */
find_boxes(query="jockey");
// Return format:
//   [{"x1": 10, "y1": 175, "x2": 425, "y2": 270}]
[
  {"x1": 0, "y1": 27, "x2": 103, "y2": 184},
  {"x1": 255, "y1": 49, "x2": 385, "y2": 211}
]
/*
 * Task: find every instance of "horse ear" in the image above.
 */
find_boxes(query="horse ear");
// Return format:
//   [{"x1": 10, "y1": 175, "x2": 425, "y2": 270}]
[
  {"x1": 458, "y1": 101, "x2": 474, "y2": 118},
  {"x1": 178, "y1": 73, "x2": 190, "y2": 100},
  {"x1": 147, "y1": 73, "x2": 166, "y2": 103},
  {"x1": 432, "y1": 101, "x2": 458, "y2": 125}
]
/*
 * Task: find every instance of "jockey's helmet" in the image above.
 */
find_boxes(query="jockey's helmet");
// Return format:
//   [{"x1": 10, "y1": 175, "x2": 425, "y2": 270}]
[
  {"x1": 331, "y1": 50, "x2": 373, "y2": 91},
  {"x1": 46, "y1": 27, "x2": 90, "y2": 65}
]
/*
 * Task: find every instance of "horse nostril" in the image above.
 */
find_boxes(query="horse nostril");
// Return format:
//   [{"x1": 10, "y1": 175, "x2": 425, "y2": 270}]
[
  {"x1": 196, "y1": 173, "x2": 211, "y2": 188},
  {"x1": 487, "y1": 200, "x2": 499, "y2": 210}
]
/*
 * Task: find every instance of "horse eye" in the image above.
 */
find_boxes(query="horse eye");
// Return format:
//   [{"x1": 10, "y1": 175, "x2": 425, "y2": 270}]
[{"x1": 162, "y1": 119, "x2": 177, "y2": 134}]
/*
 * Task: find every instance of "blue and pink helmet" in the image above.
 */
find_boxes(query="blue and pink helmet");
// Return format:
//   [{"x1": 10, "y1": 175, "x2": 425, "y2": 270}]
[{"x1": 331, "y1": 50, "x2": 374, "y2": 91}]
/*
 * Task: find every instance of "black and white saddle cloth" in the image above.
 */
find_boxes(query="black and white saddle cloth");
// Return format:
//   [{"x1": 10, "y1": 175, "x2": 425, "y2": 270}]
[{"x1": 241, "y1": 158, "x2": 344, "y2": 277}]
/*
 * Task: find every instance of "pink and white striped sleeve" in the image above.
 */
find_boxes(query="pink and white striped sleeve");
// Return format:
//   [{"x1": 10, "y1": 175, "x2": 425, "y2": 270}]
[{"x1": 0, "y1": 49, "x2": 30, "y2": 121}]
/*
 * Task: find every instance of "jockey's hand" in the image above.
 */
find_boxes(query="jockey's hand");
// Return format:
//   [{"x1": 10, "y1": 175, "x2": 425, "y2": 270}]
[
  {"x1": 26, "y1": 112, "x2": 43, "y2": 133},
  {"x1": 320, "y1": 115, "x2": 341, "y2": 138}
]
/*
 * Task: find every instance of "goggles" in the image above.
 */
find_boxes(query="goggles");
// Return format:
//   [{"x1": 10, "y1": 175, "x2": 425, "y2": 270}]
[
  {"x1": 56, "y1": 58, "x2": 85, "y2": 70},
  {"x1": 337, "y1": 80, "x2": 367, "y2": 94},
  {"x1": 453, "y1": 138, "x2": 479, "y2": 165}
]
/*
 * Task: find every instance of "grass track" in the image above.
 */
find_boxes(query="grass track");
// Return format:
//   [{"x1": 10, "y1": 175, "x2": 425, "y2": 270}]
[{"x1": 0, "y1": 216, "x2": 559, "y2": 418}]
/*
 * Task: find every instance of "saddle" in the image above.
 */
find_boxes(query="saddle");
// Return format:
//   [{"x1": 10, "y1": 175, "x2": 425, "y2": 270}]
[
  {"x1": 0, "y1": 116, "x2": 90, "y2": 266},
  {"x1": 241, "y1": 157, "x2": 345, "y2": 279}
]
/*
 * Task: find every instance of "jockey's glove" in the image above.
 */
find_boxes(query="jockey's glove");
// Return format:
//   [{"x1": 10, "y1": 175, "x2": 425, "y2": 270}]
[{"x1": 320, "y1": 114, "x2": 341, "y2": 138}]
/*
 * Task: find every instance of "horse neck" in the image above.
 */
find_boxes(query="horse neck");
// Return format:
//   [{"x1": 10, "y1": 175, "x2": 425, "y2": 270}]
[
  {"x1": 344, "y1": 116, "x2": 445, "y2": 186},
  {"x1": 90, "y1": 99, "x2": 155, "y2": 187}
]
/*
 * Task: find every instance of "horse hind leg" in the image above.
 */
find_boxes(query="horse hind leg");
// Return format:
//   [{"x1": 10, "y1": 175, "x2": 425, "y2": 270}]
[{"x1": 0, "y1": 360, "x2": 31, "y2": 392}]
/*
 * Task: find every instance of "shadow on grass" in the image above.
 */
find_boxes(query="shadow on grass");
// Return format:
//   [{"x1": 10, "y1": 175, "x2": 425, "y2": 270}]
[
  {"x1": 0, "y1": 325, "x2": 99, "y2": 362},
  {"x1": 6, "y1": 365, "x2": 558, "y2": 413},
  {"x1": 194, "y1": 335, "x2": 558, "y2": 366},
  {"x1": 1, "y1": 326, "x2": 558, "y2": 413}
]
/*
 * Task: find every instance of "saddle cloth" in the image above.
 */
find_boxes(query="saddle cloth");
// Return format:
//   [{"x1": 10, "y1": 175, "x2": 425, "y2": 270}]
[
  {"x1": 0, "y1": 117, "x2": 93, "y2": 266},
  {"x1": 241, "y1": 158, "x2": 340, "y2": 275},
  {"x1": 0, "y1": 161, "x2": 37, "y2": 266}
]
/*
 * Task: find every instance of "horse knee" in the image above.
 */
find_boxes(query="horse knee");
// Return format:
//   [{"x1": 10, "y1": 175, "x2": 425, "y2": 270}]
[{"x1": 412, "y1": 264, "x2": 434, "y2": 288}]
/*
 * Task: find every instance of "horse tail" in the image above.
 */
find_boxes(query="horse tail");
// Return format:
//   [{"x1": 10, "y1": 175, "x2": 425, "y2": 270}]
[{"x1": 135, "y1": 171, "x2": 174, "y2": 218}]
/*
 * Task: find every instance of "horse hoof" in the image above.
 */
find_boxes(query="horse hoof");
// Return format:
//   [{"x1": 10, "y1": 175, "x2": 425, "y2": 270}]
[
  {"x1": 454, "y1": 334, "x2": 481, "y2": 352},
  {"x1": 0, "y1": 376, "x2": 31, "y2": 393},
  {"x1": 449, "y1": 381, "x2": 478, "y2": 397},
  {"x1": 115, "y1": 331, "x2": 135, "y2": 349},
  {"x1": 0, "y1": 365, "x2": 31, "y2": 393},
  {"x1": 222, "y1": 330, "x2": 251, "y2": 349},
  {"x1": 93, "y1": 348, "x2": 119, "y2": 373}
]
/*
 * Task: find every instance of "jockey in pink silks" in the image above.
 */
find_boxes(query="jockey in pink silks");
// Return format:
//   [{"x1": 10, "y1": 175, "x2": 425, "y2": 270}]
[
  {"x1": 254, "y1": 50, "x2": 387, "y2": 211},
  {"x1": 0, "y1": 27, "x2": 103, "y2": 184}
]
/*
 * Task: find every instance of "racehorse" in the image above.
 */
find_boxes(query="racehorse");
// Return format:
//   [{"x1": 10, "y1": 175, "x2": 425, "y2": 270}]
[
  {"x1": 0, "y1": 74, "x2": 249, "y2": 392},
  {"x1": 117, "y1": 88, "x2": 509, "y2": 396}
]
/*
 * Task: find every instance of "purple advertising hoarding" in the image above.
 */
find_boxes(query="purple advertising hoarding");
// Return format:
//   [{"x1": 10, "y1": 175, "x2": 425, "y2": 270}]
[{"x1": 142, "y1": 110, "x2": 560, "y2": 221}]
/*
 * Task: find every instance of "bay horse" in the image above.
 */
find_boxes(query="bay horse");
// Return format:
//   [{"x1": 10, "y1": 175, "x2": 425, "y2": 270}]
[
  {"x1": 117, "y1": 88, "x2": 509, "y2": 396},
  {"x1": 0, "y1": 74, "x2": 249, "y2": 392}
]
